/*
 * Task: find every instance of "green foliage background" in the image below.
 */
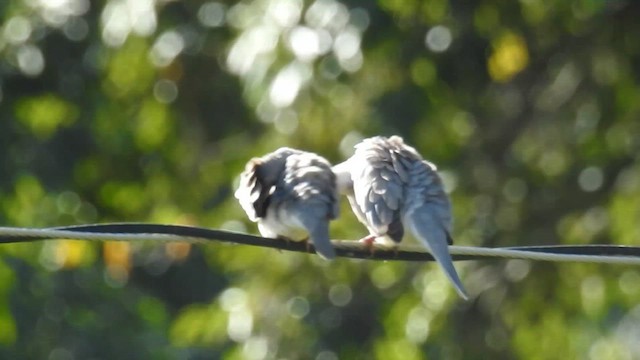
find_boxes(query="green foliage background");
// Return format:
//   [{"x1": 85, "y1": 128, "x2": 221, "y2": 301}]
[{"x1": 1, "y1": 0, "x2": 639, "y2": 358}]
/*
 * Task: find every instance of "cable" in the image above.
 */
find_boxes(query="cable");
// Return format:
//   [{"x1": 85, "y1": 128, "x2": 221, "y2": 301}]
[
  {"x1": 449, "y1": 245, "x2": 640, "y2": 265},
  {"x1": 0, "y1": 223, "x2": 639, "y2": 264}
]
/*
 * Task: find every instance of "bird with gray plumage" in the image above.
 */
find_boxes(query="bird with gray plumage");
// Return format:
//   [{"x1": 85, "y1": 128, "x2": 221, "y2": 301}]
[
  {"x1": 333, "y1": 136, "x2": 468, "y2": 299},
  {"x1": 235, "y1": 147, "x2": 339, "y2": 260}
]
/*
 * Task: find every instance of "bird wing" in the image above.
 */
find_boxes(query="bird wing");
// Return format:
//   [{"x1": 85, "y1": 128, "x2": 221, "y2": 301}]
[
  {"x1": 283, "y1": 152, "x2": 339, "y2": 259},
  {"x1": 234, "y1": 158, "x2": 272, "y2": 221},
  {"x1": 351, "y1": 140, "x2": 405, "y2": 241}
]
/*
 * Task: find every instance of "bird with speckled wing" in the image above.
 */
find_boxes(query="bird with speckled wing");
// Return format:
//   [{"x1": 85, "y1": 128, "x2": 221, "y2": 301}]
[
  {"x1": 235, "y1": 147, "x2": 339, "y2": 260},
  {"x1": 333, "y1": 136, "x2": 468, "y2": 299}
]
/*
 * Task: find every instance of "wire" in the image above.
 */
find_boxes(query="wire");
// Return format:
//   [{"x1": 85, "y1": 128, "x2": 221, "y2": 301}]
[
  {"x1": 0, "y1": 223, "x2": 639, "y2": 264},
  {"x1": 449, "y1": 245, "x2": 640, "y2": 265}
]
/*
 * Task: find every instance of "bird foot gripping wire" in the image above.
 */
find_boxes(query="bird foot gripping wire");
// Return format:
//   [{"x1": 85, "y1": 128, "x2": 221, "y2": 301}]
[
  {"x1": 358, "y1": 235, "x2": 378, "y2": 258},
  {"x1": 357, "y1": 235, "x2": 400, "y2": 258}
]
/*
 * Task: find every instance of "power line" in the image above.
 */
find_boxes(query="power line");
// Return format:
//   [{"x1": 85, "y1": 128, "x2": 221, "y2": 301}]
[{"x1": 0, "y1": 223, "x2": 639, "y2": 264}]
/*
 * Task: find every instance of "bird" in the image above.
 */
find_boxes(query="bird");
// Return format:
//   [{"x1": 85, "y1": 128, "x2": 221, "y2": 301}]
[
  {"x1": 234, "y1": 147, "x2": 339, "y2": 260},
  {"x1": 333, "y1": 136, "x2": 468, "y2": 299}
]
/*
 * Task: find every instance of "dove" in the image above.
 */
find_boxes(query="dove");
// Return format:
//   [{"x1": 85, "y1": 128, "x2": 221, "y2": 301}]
[
  {"x1": 333, "y1": 136, "x2": 468, "y2": 299},
  {"x1": 235, "y1": 147, "x2": 339, "y2": 260}
]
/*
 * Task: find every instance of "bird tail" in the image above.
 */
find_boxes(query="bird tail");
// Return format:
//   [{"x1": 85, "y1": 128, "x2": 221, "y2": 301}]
[
  {"x1": 299, "y1": 215, "x2": 336, "y2": 260},
  {"x1": 405, "y1": 206, "x2": 469, "y2": 300}
]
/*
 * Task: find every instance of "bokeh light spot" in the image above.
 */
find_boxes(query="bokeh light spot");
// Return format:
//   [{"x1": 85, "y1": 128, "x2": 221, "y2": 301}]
[
  {"x1": 269, "y1": 62, "x2": 310, "y2": 107},
  {"x1": 17, "y1": 45, "x2": 45, "y2": 77},
  {"x1": 578, "y1": 166, "x2": 604, "y2": 192},
  {"x1": 150, "y1": 31, "x2": 185, "y2": 67},
  {"x1": 227, "y1": 308, "x2": 253, "y2": 342},
  {"x1": 287, "y1": 296, "x2": 310, "y2": 319},
  {"x1": 504, "y1": 259, "x2": 531, "y2": 282},
  {"x1": 63, "y1": 17, "x2": 89, "y2": 41},
  {"x1": 425, "y1": 25, "x2": 452, "y2": 53},
  {"x1": 503, "y1": 178, "x2": 528, "y2": 203},
  {"x1": 288, "y1": 26, "x2": 322, "y2": 61},
  {"x1": 328, "y1": 284, "x2": 352, "y2": 307},
  {"x1": 153, "y1": 79, "x2": 178, "y2": 104},
  {"x1": 198, "y1": 2, "x2": 226, "y2": 28},
  {"x1": 4, "y1": 16, "x2": 32, "y2": 44},
  {"x1": 220, "y1": 288, "x2": 248, "y2": 312},
  {"x1": 268, "y1": 0, "x2": 303, "y2": 28},
  {"x1": 488, "y1": 32, "x2": 529, "y2": 82},
  {"x1": 243, "y1": 336, "x2": 269, "y2": 360},
  {"x1": 405, "y1": 307, "x2": 431, "y2": 343}
]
